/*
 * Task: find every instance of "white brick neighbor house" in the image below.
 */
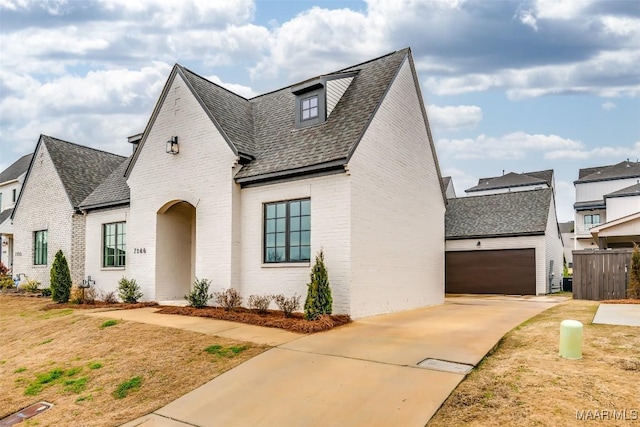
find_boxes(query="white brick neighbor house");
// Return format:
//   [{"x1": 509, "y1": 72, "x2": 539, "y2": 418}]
[
  {"x1": 74, "y1": 48, "x2": 447, "y2": 318},
  {"x1": 445, "y1": 170, "x2": 564, "y2": 295},
  {"x1": 573, "y1": 161, "x2": 640, "y2": 249},
  {"x1": 0, "y1": 153, "x2": 32, "y2": 271},
  {"x1": 11, "y1": 135, "x2": 124, "y2": 286}
]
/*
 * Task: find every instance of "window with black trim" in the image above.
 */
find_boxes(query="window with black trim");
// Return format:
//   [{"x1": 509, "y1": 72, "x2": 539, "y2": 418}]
[
  {"x1": 584, "y1": 214, "x2": 600, "y2": 228},
  {"x1": 103, "y1": 222, "x2": 126, "y2": 267},
  {"x1": 34, "y1": 230, "x2": 47, "y2": 265},
  {"x1": 301, "y1": 95, "x2": 318, "y2": 121},
  {"x1": 264, "y1": 199, "x2": 310, "y2": 263}
]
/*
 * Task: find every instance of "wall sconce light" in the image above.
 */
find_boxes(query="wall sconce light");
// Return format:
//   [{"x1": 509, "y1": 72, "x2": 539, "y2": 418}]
[
  {"x1": 166, "y1": 136, "x2": 179, "y2": 155},
  {"x1": 476, "y1": 241, "x2": 481, "y2": 247}
]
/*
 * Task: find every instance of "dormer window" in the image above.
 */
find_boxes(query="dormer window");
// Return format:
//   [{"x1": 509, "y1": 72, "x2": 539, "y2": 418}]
[{"x1": 301, "y1": 95, "x2": 319, "y2": 121}]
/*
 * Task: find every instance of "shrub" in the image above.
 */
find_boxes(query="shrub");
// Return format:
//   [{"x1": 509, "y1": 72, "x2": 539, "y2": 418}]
[
  {"x1": 50, "y1": 250, "x2": 72, "y2": 303},
  {"x1": 19, "y1": 279, "x2": 41, "y2": 293},
  {"x1": 274, "y1": 294, "x2": 301, "y2": 318},
  {"x1": 40, "y1": 287, "x2": 52, "y2": 297},
  {"x1": 628, "y1": 244, "x2": 640, "y2": 299},
  {"x1": 184, "y1": 278, "x2": 213, "y2": 308},
  {"x1": 0, "y1": 275, "x2": 14, "y2": 289},
  {"x1": 100, "y1": 290, "x2": 118, "y2": 304},
  {"x1": 213, "y1": 288, "x2": 243, "y2": 311},
  {"x1": 248, "y1": 294, "x2": 272, "y2": 314},
  {"x1": 118, "y1": 277, "x2": 142, "y2": 303},
  {"x1": 0, "y1": 261, "x2": 8, "y2": 275},
  {"x1": 304, "y1": 249, "x2": 333, "y2": 320},
  {"x1": 70, "y1": 285, "x2": 97, "y2": 304}
]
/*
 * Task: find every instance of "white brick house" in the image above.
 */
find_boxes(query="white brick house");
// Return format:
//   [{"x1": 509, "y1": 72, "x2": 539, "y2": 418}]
[
  {"x1": 81, "y1": 48, "x2": 446, "y2": 318},
  {"x1": 11, "y1": 136, "x2": 124, "y2": 286}
]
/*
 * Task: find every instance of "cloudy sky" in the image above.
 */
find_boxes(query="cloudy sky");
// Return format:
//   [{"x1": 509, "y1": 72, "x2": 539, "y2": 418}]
[{"x1": 0, "y1": 0, "x2": 639, "y2": 221}]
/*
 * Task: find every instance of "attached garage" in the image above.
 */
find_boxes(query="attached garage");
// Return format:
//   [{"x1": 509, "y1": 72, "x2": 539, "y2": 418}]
[{"x1": 445, "y1": 248, "x2": 536, "y2": 295}]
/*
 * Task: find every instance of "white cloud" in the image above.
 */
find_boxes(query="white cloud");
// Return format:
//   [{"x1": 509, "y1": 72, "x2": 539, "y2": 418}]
[
  {"x1": 436, "y1": 131, "x2": 583, "y2": 159},
  {"x1": 427, "y1": 105, "x2": 482, "y2": 131},
  {"x1": 601, "y1": 101, "x2": 616, "y2": 110},
  {"x1": 205, "y1": 75, "x2": 256, "y2": 98},
  {"x1": 530, "y1": 0, "x2": 595, "y2": 20},
  {"x1": 517, "y1": 10, "x2": 538, "y2": 31},
  {"x1": 545, "y1": 141, "x2": 640, "y2": 160}
]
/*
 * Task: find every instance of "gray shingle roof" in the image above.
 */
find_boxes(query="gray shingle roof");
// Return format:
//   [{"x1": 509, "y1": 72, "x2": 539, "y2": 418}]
[
  {"x1": 445, "y1": 188, "x2": 552, "y2": 239},
  {"x1": 42, "y1": 135, "x2": 125, "y2": 208},
  {"x1": 524, "y1": 169, "x2": 553, "y2": 186},
  {"x1": 173, "y1": 49, "x2": 409, "y2": 180},
  {"x1": 0, "y1": 153, "x2": 33, "y2": 184},
  {"x1": 576, "y1": 161, "x2": 640, "y2": 183},
  {"x1": 605, "y1": 182, "x2": 640, "y2": 198},
  {"x1": 0, "y1": 208, "x2": 12, "y2": 225},
  {"x1": 79, "y1": 157, "x2": 132, "y2": 210},
  {"x1": 558, "y1": 221, "x2": 574, "y2": 234},
  {"x1": 466, "y1": 171, "x2": 548, "y2": 193}
]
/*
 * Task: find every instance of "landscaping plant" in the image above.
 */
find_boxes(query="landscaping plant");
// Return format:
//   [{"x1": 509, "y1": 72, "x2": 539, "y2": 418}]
[
  {"x1": 50, "y1": 250, "x2": 72, "y2": 303},
  {"x1": 19, "y1": 279, "x2": 41, "y2": 294},
  {"x1": 248, "y1": 294, "x2": 272, "y2": 314},
  {"x1": 184, "y1": 278, "x2": 213, "y2": 308},
  {"x1": 0, "y1": 261, "x2": 8, "y2": 275},
  {"x1": 118, "y1": 277, "x2": 143, "y2": 303},
  {"x1": 628, "y1": 243, "x2": 640, "y2": 299},
  {"x1": 0, "y1": 274, "x2": 14, "y2": 289},
  {"x1": 304, "y1": 249, "x2": 332, "y2": 320},
  {"x1": 213, "y1": 288, "x2": 243, "y2": 311},
  {"x1": 274, "y1": 294, "x2": 301, "y2": 318}
]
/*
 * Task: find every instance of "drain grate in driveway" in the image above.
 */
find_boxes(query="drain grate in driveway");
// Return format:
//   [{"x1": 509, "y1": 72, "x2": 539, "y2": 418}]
[
  {"x1": 0, "y1": 402, "x2": 53, "y2": 427},
  {"x1": 417, "y1": 358, "x2": 473, "y2": 374}
]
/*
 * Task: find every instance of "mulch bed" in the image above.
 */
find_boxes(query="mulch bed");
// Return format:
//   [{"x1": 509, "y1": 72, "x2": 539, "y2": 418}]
[{"x1": 156, "y1": 306, "x2": 351, "y2": 334}]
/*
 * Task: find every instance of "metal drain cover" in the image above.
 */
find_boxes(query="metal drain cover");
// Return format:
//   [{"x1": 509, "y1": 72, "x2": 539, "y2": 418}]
[
  {"x1": 417, "y1": 358, "x2": 473, "y2": 374},
  {"x1": 0, "y1": 401, "x2": 53, "y2": 426}
]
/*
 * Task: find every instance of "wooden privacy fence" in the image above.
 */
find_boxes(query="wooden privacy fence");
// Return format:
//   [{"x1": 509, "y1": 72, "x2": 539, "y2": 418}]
[{"x1": 572, "y1": 249, "x2": 632, "y2": 300}]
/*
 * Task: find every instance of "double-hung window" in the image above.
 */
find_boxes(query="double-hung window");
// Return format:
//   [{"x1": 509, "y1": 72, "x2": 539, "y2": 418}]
[
  {"x1": 34, "y1": 230, "x2": 47, "y2": 265},
  {"x1": 103, "y1": 222, "x2": 126, "y2": 267},
  {"x1": 264, "y1": 199, "x2": 310, "y2": 263}
]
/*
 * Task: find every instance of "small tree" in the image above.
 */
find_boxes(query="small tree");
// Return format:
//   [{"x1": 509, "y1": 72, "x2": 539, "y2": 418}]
[
  {"x1": 304, "y1": 249, "x2": 333, "y2": 321},
  {"x1": 50, "y1": 250, "x2": 72, "y2": 303},
  {"x1": 184, "y1": 278, "x2": 213, "y2": 308},
  {"x1": 118, "y1": 277, "x2": 143, "y2": 303},
  {"x1": 628, "y1": 244, "x2": 640, "y2": 299}
]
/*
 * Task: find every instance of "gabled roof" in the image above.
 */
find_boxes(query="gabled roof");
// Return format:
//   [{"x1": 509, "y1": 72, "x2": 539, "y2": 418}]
[
  {"x1": 605, "y1": 182, "x2": 640, "y2": 198},
  {"x1": 575, "y1": 160, "x2": 640, "y2": 184},
  {"x1": 558, "y1": 221, "x2": 574, "y2": 234},
  {"x1": 12, "y1": 135, "x2": 125, "y2": 218},
  {"x1": 79, "y1": 157, "x2": 132, "y2": 210},
  {"x1": 0, "y1": 153, "x2": 33, "y2": 184},
  {"x1": 446, "y1": 188, "x2": 553, "y2": 239},
  {"x1": 466, "y1": 170, "x2": 551, "y2": 193},
  {"x1": 0, "y1": 208, "x2": 12, "y2": 225}
]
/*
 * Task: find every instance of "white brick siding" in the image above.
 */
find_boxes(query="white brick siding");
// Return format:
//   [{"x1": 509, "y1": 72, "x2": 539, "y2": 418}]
[
  {"x1": 239, "y1": 174, "x2": 351, "y2": 314},
  {"x1": 84, "y1": 206, "x2": 129, "y2": 296},
  {"x1": 127, "y1": 73, "x2": 238, "y2": 301},
  {"x1": 12, "y1": 142, "x2": 74, "y2": 286},
  {"x1": 347, "y1": 58, "x2": 445, "y2": 318}
]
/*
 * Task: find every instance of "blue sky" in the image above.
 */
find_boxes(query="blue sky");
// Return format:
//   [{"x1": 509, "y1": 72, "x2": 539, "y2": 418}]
[{"x1": 0, "y1": 0, "x2": 638, "y2": 221}]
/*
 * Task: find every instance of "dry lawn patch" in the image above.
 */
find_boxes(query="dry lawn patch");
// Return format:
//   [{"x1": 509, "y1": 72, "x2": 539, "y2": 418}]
[
  {"x1": 0, "y1": 295, "x2": 266, "y2": 426},
  {"x1": 428, "y1": 299, "x2": 640, "y2": 427}
]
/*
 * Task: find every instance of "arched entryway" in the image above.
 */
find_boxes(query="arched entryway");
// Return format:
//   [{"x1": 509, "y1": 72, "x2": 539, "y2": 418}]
[{"x1": 155, "y1": 201, "x2": 196, "y2": 301}]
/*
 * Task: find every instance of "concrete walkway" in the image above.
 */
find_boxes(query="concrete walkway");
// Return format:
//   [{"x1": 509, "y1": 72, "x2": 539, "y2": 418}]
[
  {"x1": 592, "y1": 303, "x2": 640, "y2": 327},
  {"x1": 117, "y1": 296, "x2": 562, "y2": 427}
]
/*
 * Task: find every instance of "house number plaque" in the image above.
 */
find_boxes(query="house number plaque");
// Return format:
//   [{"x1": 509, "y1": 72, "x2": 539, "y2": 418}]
[{"x1": 133, "y1": 248, "x2": 147, "y2": 254}]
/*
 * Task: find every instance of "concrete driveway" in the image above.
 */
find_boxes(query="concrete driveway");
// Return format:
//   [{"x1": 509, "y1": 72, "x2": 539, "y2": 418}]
[{"x1": 122, "y1": 295, "x2": 562, "y2": 427}]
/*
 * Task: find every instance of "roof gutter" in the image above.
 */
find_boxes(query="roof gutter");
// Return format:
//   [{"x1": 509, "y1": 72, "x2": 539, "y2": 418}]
[
  {"x1": 236, "y1": 159, "x2": 346, "y2": 187},
  {"x1": 445, "y1": 231, "x2": 546, "y2": 240}
]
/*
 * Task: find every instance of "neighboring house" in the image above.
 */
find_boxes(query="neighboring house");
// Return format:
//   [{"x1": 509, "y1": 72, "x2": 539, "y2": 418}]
[
  {"x1": 11, "y1": 135, "x2": 124, "y2": 286},
  {"x1": 74, "y1": 47, "x2": 446, "y2": 319},
  {"x1": 441, "y1": 176, "x2": 456, "y2": 199},
  {"x1": 445, "y1": 188, "x2": 564, "y2": 295},
  {"x1": 589, "y1": 183, "x2": 640, "y2": 248},
  {"x1": 465, "y1": 169, "x2": 554, "y2": 196},
  {"x1": 573, "y1": 161, "x2": 640, "y2": 250},
  {"x1": 0, "y1": 153, "x2": 33, "y2": 270},
  {"x1": 559, "y1": 220, "x2": 575, "y2": 268}
]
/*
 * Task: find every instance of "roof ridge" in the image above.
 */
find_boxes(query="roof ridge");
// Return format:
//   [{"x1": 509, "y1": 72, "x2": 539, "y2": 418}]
[
  {"x1": 461, "y1": 187, "x2": 552, "y2": 200},
  {"x1": 42, "y1": 135, "x2": 126, "y2": 159}
]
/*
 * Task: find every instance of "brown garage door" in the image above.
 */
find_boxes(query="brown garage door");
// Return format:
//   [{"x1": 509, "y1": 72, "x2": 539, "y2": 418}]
[{"x1": 446, "y1": 249, "x2": 536, "y2": 295}]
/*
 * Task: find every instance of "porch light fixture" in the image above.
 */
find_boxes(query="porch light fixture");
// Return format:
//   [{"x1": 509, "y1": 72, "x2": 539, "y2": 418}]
[
  {"x1": 476, "y1": 241, "x2": 481, "y2": 247},
  {"x1": 166, "y1": 136, "x2": 179, "y2": 155}
]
